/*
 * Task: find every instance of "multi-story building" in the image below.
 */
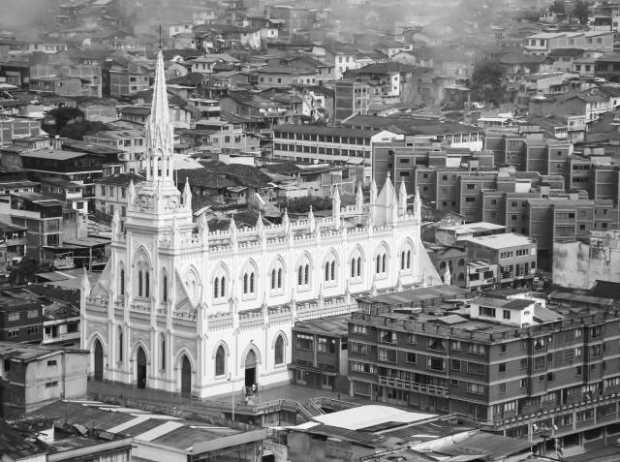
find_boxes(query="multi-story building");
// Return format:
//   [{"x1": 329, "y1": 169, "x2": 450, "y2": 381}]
[
  {"x1": 94, "y1": 173, "x2": 145, "y2": 218},
  {"x1": 334, "y1": 79, "x2": 371, "y2": 122},
  {"x1": 108, "y1": 62, "x2": 151, "y2": 98},
  {"x1": 349, "y1": 292, "x2": 620, "y2": 450},
  {"x1": 272, "y1": 124, "x2": 385, "y2": 167},
  {"x1": 8, "y1": 192, "x2": 64, "y2": 261},
  {"x1": 463, "y1": 233, "x2": 537, "y2": 288},
  {"x1": 523, "y1": 31, "x2": 614, "y2": 55},
  {"x1": 0, "y1": 343, "x2": 88, "y2": 418},
  {"x1": 290, "y1": 316, "x2": 349, "y2": 392},
  {"x1": 0, "y1": 118, "x2": 42, "y2": 145},
  {"x1": 0, "y1": 296, "x2": 43, "y2": 343},
  {"x1": 81, "y1": 53, "x2": 442, "y2": 399}
]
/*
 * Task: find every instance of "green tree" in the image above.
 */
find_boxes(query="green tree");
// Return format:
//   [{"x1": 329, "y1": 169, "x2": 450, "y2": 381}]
[
  {"x1": 59, "y1": 120, "x2": 108, "y2": 140},
  {"x1": 470, "y1": 60, "x2": 507, "y2": 107},
  {"x1": 573, "y1": 0, "x2": 590, "y2": 25}
]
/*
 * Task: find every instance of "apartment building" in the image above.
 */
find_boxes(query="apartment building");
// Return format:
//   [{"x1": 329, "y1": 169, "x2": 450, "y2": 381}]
[
  {"x1": 349, "y1": 293, "x2": 620, "y2": 450},
  {"x1": 94, "y1": 173, "x2": 144, "y2": 218},
  {"x1": 107, "y1": 62, "x2": 151, "y2": 97},
  {"x1": 0, "y1": 343, "x2": 88, "y2": 418},
  {"x1": 523, "y1": 31, "x2": 614, "y2": 55},
  {"x1": 272, "y1": 124, "x2": 383, "y2": 166},
  {"x1": 334, "y1": 79, "x2": 371, "y2": 122},
  {"x1": 290, "y1": 316, "x2": 349, "y2": 392},
  {"x1": 463, "y1": 233, "x2": 537, "y2": 288}
]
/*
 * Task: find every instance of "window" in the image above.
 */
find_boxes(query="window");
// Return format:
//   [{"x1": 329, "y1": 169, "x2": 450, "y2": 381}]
[
  {"x1": 406, "y1": 352, "x2": 416, "y2": 363},
  {"x1": 296, "y1": 334, "x2": 313, "y2": 350},
  {"x1": 215, "y1": 345, "x2": 226, "y2": 376},
  {"x1": 162, "y1": 274, "x2": 168, "y2": 302},
  {"x1": 324, "y1": 259, "x2": 336, "y2": 282},
  {"x1": 275, "y1": 335, "x2": 285, "y2": 365},
  {"x1": 352, "y1": 324, "x2": 367, "y2": 335},
  {"x1": 45, "y1": 381, "x2": 58, "y2": 388},
  {"x1": 7, "y1": 312, "x2": 19, "y2": 322},
  {"x1": 479, "y1": 306, "x2": 496, "y2": 317},
  {"x1": 160, "y1": 333, "x2": 166, "y2": 370},
  {"x1": 47, "y1": 360, "x2": 57, "y2": 367},
  {"x1": 27, "y1": 310, "x2": 38, "y2": 319},
  {"x1": 499, "y1": 363, "x2": 506, "y2": 373},
  {"x1": 117, "y1": 326, "x2": 123, "y2": 363},
  {"x1": 503, "y1": 310, "x2": 511, "y2": 320},
  {"x1": 120, "y1": 269, "x2": 125, "y2": 295},
  {"x1": 243, "y1": 272, "x2": 255, "y2": 294}
]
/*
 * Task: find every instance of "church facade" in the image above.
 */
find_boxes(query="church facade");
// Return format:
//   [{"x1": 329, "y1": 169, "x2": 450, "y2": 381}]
[{"x1": 80, "y1": 52, "x2": 441, "y2": 398}]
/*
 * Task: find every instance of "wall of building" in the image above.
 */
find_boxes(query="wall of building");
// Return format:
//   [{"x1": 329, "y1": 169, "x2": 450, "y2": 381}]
[{"x1": 553, "y1": 237, "x2": 620, "y2": 289}]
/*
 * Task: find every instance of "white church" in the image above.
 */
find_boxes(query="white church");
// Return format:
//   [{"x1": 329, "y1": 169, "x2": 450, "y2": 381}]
[{"x1": 80, "y1": 51, "x2": 441, "y2": 398}]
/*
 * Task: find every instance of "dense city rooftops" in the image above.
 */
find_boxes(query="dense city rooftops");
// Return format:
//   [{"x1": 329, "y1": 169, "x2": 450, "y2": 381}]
[
  {"x1": 462, "y1": 232, "x2": 535, "y2": 249},
  {"x1": 293, "y1": 315, "x2": 349, "y2": 337}
]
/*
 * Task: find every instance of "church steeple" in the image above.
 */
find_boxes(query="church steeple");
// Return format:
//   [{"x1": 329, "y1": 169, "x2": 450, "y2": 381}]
[{"x1": 145, "y1": 50, "x2": 174, "y2": 183}]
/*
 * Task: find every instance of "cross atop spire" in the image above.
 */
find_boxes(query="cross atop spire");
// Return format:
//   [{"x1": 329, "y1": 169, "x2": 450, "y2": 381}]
[{"x1": 145, "y1": 50, "x2": 174, "y2": 182}]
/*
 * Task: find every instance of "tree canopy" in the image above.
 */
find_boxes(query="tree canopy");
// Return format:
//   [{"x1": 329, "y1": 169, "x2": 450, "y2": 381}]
[
  {"x1": 573, "y1": 0, "x2": 590, "y2": 25},
  {"x1": 469, "y1": 60, "x2": 507, "y2": 107},
  {"x1": 550, "y1": 0, "x2": 565, "y2": 14},
  {"x1": 41, "y1": 106, "x2": 85, "y2": 137}
]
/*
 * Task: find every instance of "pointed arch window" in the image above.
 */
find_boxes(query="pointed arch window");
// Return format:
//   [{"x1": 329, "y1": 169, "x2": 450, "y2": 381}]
[
  {"x1": 277, "y1": 268, "x2": 282, "y2": 288},
  {"x1": 215, "y1": 345, "x2": 226, "y2": 377},
  {"x1": 275, "y1": 335, "x2": 285, "y2": 365},
  {"x1": 162, "y1": 274, "x2": 168, "y2": 302},
  {"x1": 243, "y1": 272, "x2": 255, "y2": 295},
  {"x1": 271, "y1": 269, "x2": 276, "y2": 289},
  {"x1": 220, "y1": 276, "x2": 226, "y2": 297},
  {"x1": 350, "y1": 258, "x2": 356, "y2": 278},
  {"x1": 118, "y1": 326, "x2": 123, "y2": 363},
  {"x1": 120, "y1": 269, "x2": 125, "y2": 295},
  {"x1": 356, "y1": 257, "x2": 362, "y2": 276},
  {"x1": 325, "y1": 257, "x2": 336, "y2": 282},
  {"x1": 138, "y1": 270, "x2": 143, "y2": 297},
  {"x1": 214, "y1": 277, "x2": 220, "y2": 298},
  {"x1": 145, "y1": 272, "x2": 150, "y2": 298},
  {"x1": 160, "y1": 333, "x2": 166, "y2": 371},
  {"x1": 376, "y1": 249, "x2": 388, "y2": 275},
  {"x1": 401, "y1": 249, "x2": 412, "y2": 270},
  {"x1": 298, "y1": 266, "x2": 303, "y2": 285}
]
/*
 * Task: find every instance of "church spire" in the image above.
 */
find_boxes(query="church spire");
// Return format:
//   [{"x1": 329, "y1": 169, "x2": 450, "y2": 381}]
[{"x1": 145, "y1": 50, "x2": 174, "y2": 182}]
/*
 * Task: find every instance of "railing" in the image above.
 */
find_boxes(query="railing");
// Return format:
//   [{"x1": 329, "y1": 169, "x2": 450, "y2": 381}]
[
  {"x1": 496, "y1": 392, "x2": 620, "y2": 427},
  {"x1": 378, "y1": 375, "x2": 448, "y2": 396}
]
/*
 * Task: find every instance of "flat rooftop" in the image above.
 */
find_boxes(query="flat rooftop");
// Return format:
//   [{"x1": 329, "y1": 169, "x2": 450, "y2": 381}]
[
  {"x1": 0, "y1": 342, "x2": 85, "y2": 362},
  {"x1": 357, "y1": 285, "x2": 470, "y2": 307},
  {"x1": 310, "y1": 405, "x2": 436, "y2": 431},
  {"x1": 438, "y1": 221, "x2": 506, "y2": 234},
  {"x1": 293, "y1": 315, "x2": 350, "y2": 337},
  {"x1": 463, "y1": 232, "x2": 534, "y2": 250}
]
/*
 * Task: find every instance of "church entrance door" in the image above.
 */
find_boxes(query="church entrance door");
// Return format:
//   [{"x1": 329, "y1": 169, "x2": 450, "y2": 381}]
[
  {"x1": 137, "y1": 347, "x2": 147, "y2": 389},
  {"x1": 244, "y1": 350, "x2": 257, "y2": 388},
  {"x1": 93, "y1": 339, "x2": 103, "y2": 381},
  {"x1": 181, "y1": 355, "x2": 191, "y2": 396}
]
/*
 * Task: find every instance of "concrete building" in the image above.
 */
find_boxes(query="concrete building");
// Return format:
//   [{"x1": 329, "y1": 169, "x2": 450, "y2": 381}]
[
  {"x1": 349, "y1": 291, "x2": 620, "y2": 452},
  {"x1": 290, "y1": 315, "x2": 349, "y2": 392},
  {"x1": 0, "y1": 343, "x2": 88, "y2": 418},
  {"x1": 553, "y1": 230, "x2": 620, "y2": 289},
  {"x1": 81, "y1": 53, "x2": 441, "y2": 398}
]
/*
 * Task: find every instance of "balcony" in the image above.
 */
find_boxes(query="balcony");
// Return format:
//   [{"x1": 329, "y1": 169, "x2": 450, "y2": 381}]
[{"x1": 378, "y1": 375, "x2": 448, "y2": 396}]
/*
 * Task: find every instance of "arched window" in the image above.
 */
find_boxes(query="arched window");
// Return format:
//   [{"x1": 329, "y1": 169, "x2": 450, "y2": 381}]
[
  {"x1": 118, "y1": 326, "x2": 123, "y2": 363},
  {"x1": 330, "y1": 261, "x2": 335, "y2": 280},
  {"x1": 324, "y1": 262, "x2": 330, "y2": 282},
  {"x1": 220, "y1": 276, "x2": 226, "y2": 297},
  {"x1": 162, "y1": 274, "x2": 168, "y2": 302},
  {"x1": 271, "y1": 269, "x2": 276, "y2": 290},
  {"x1": 145, "y1": 272, "x2": 150, "y2": 298},
  {"x1": 298, "y1": 266, "x2": 303, "y2": 285},
  {"x1": 304, "y1": 264, "x2": 309, "y2": 284},
  {"x1": 214, "y1": 277, "x2": 219, "y2": 298},
  {"x1": 215, "y1": 345, "x2": 226, "y2": 376},
  {"x1": 250, "y1": 273, "x2": 255, "y2": 293},
  {"x1": 382, "y1": 254, "x2": 386, "y2": 273},
  {"x1": 138, "y1": 270, "x2": 143, "y2": 297},
  {"x1": 376, "y1": 255, "x2": 381, "y2": 273},
  {"x1": 120, "y1": 269, "x2": 125, "y2": 295},
  {"x1": 243, "y1": 273, "x2": 248, "y2": 294},
  {"x1": 407, "y1": 250, "x2": 411, "y2": 269},
  {"x1": 160, "y1": 333, "x2": 166, "y2": 371},
  {"x1": 275, "y1": 335, "x2": 285, "y2": 365},
  {"x1": 277, "y1": 268, "x2": 282, "y2": 289},
  {"x1": 356, "y1": 257, "x2": 361, "y2": 276},
  {"x1": 350, "y1": 258, "x2": 356, "y2": 277}
]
